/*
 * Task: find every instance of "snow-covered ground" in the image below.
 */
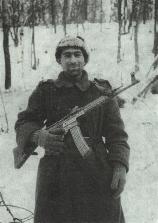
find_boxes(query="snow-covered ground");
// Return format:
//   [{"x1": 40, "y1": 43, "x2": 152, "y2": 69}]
[{"x1": 0, "y1": 22, "x2": 158, "y2": 223}]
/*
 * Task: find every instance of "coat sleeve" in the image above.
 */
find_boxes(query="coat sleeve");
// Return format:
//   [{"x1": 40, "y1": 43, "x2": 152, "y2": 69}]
[
  {"x1": 103, "y1": 98, "x2": 130, "y2": 171},
  {"x1": 15, "y1": 81, "x2": 46, "y2": 153}
]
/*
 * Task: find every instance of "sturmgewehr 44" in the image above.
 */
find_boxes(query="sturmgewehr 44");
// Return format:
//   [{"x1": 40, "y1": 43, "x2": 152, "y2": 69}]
[{"x1": 13, "y1": 79, "x2": 139, "y2": 169}]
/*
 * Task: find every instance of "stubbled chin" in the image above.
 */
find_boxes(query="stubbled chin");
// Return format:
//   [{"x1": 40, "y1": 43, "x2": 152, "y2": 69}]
[{"x1": 69, "y1": 70, "x2": 82, "y2": 76}]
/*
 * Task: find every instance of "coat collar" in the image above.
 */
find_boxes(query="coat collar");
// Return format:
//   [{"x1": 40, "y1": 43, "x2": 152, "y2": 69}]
[{"x1": 54, "y1": 70, "x2": 91, "y2": 91}]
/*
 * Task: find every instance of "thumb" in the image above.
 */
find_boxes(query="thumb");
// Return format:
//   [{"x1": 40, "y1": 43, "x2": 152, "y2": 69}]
[{"x1": 112, "y1": 178, "x2": 126, "y2": 199}]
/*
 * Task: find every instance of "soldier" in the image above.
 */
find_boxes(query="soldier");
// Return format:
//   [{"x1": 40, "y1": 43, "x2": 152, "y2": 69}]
[{"x1": 15, "y1": 36, "x2": 130, "y2": 223}]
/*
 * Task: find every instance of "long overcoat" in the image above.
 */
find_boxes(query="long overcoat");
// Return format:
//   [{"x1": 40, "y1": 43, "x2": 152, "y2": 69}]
[{"x1": 15, "y1": 71, "x2": 130, "y2": 223}]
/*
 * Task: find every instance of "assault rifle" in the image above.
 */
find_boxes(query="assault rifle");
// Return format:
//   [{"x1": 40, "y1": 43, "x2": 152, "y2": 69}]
[{"x1": 13, "y1": 79, "x2": 139, "y2": 169}]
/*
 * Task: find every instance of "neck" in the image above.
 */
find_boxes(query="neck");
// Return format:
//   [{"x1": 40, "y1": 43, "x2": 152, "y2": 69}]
[{"x1": 64, "y1": 71, "x2": 83, "y2": 83}]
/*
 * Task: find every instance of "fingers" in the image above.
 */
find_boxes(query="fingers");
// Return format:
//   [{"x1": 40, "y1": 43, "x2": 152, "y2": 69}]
[
  {"x1": 49, "y1": 134, "x2": 64, "y2": 142},
  {"x1": 38, "y1": 129, "x2": 66, "y2": 154},
  {"x1": 112, "y1": 178, "x2": 126, "y2": 199},
  {"x1": 46, "y1": 133, "x2": 65, "y2": 148},
  {"x1": 111, "y1": 167, "x2": 126, "y2": 199},
  {"x1": 45, "y1": 140, "x2": 65, "y2": 154}
]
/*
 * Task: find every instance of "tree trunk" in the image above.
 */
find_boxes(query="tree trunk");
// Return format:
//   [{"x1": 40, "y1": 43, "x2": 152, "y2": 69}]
[
  {"x1": 31, "y1": 0, "x2": 37, "y2": 70},
  {"x1": 10, "y1": 0, "x2": 20, "y2": 47},
  {"x1": 63, "y1": 0, "x2": 69, "y2": 35},
  {"x1": 76, "y1": 0, "x2": 83, "y2": 34},
  {"x1": 31, "y1": 26, "x2": 37, "y2": 70},
  {"x1": 134, "y1": 22, "x2": 139, "y2": 72},
  {"x1": 117, "y1": 0, "x2": 122, "y2": 63},
  {"x1": 153, "y1": 0, "x2": 158, "y2": 61},
  {"x1": 83, "y1": 0, "x2": 88, "y2": 20},
  {"x1": 100, "y1": 0, "x2": 103, "y2": 31},
  {"x1": 142, "y1": 0, "x2": 146, "y2": 24},
  {"x1": 142, "y1": 0, "x2": 152, "y2": 24},
  {"x1": 2, "y1": 0, "x2": 11, "y2": 90},
  {"x1": 122, "y1": 0, "x2": 128, "y2": 34},
  {"x1": 76, "y1": 0, "x2": 80, "y2": 34},
  {"x1": 128, "y1": 0, "x2": 134, "y2": 33},
  {"x1": 133, "y1": 0, "x2": 140, "y2": 72},
  {"x1": 50, "y1": 0, "x2": 57, "y2": 33},
  {"x1": 93, "y1": 1, "x2": 97, "y2": 23}
]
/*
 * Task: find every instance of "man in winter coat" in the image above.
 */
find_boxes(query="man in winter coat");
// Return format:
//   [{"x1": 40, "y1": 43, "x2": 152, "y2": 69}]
[{"x1": 15, "y1": 36, "x2": 130, "y2": 223}]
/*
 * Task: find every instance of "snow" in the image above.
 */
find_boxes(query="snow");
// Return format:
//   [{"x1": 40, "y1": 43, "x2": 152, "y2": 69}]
[{"x1": 0, "y1": 22, "x2": 158, "y2": 222}]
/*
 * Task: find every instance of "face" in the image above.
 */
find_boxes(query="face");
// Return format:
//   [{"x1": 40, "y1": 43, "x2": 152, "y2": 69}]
[{"x1": 59, "y1": 48, "x2": 85, "y2": 79}]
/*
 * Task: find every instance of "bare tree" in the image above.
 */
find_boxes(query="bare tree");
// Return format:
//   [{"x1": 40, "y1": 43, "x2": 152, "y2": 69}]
[
  {"x1": 153, "y1": 0, "x2": 158, "y2": 63},
  {"x1": 142, "y1": 0, "x2": 147, "y2": 24},
  {"x1": 117, "y1": 0, "x2": 122, "y2": 63},
  {"x1": 50, "y1": 0, "x2": 57, "y2": 33},
  {"x1": 2, "y1": 0, "x2": 11, "y2": 89},
  {"x1": 76, "y1": 0, "x2": 84, "y2": 34},
  {"x1": 31, "y1": 0, "x2": 37, "y2": 70},
  {"x1": 141, "y1": 0, "x2": 153, "y2": 24},
  {"x1": 87, "y1": 0, "x2": 97, "y2": 23},
  {"x1": 76, "y1": 0, "x2": 81, "y2": 33},
  {"x1": 80, "y1": 0, "x2": 87, "y2": 31},
  {"x1": 100, "y1": 0, "x2": 103, "y2": 31},
  {"x1": 8, "y1": 0, "x2": 21, "y2": 47},
  {"x1": 0, "y1": 86, "x2": 9, "y2": 132},
  {"x1": 128, "y1": 0, "x2": 134, "y2": 33},
  {"x1": 63, "y1": 0, "x2": 69, "y2": 35},
  {"x1": 83, "y1": 0, "x2": 88, "y2": 21},
  {"x1": 133, "y1": 0, "x2": 140, "y2": 72},
  {"x1": 122, "y1": 0, "x2": 128, "y2": 34},
  {"x1": 93, "y1": 0, "x2": 97, "y2": 22}
]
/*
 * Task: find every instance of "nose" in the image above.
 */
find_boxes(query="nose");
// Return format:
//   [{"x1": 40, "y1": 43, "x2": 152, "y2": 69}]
[{"x1": 70, "y1": 54, "x2": 77, "y2": 63}]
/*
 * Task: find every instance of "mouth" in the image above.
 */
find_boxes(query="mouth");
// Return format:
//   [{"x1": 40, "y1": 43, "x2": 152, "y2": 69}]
[
  {"x1": 69, "y1": 67, "x2": 81, "y2": 73},
  {"x1": 68, "y1": 68, "x2": 82, "y2": 77},
  {"x1": 69, "y1": 66, "x2": 79, "y2": 70}
]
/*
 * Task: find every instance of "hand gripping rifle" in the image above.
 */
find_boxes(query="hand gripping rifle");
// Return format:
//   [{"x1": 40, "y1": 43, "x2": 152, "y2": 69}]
[{"x1": 13, "y1": 79, "x2": 139, "y2": 169}]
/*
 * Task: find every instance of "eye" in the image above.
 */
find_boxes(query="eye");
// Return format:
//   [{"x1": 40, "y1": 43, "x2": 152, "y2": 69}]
[
  {"x1": 74, "y1": 52, "x2": 82, "y2": 57},
  {"x1": 63, "y1": 53, "x2": 71, "y2": 58}
]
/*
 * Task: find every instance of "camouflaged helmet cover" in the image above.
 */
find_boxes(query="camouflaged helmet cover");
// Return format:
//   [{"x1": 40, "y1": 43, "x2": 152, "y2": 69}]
[{"x1": 55, "y1": 36, "x2": 89, "y2": 64}]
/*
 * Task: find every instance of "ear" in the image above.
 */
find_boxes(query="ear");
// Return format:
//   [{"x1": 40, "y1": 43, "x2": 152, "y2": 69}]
[{"x1": 57, "y1": 58, "x2": 61, "y2": 64}]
